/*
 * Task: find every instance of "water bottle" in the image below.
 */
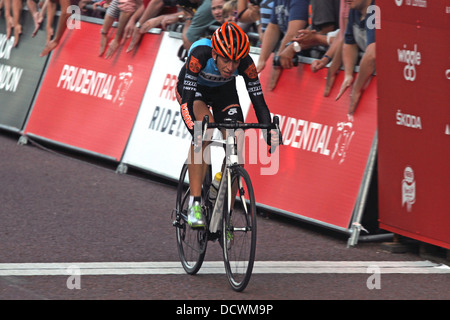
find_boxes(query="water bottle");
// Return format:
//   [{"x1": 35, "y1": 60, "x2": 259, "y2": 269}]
[{"x1": 209, "y1": 172, "x2": 222, "y2": 203}]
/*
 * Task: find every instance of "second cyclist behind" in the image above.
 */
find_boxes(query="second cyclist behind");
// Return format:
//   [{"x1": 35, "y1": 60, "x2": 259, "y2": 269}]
[{"x1": 176, "y1": 21, "x2": 278, "y2": 228}]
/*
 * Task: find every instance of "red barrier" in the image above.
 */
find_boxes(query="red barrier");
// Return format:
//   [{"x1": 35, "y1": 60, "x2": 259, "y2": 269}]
[
  {"x1": 245, "y1": 61, "x2": 377, "y2": 232},
  {"x1": 377, "y1": 0, "x2": 450, "y2": 249},
  {"x1": 24, "y1": 21, "x2": 162, "y2": 161}
]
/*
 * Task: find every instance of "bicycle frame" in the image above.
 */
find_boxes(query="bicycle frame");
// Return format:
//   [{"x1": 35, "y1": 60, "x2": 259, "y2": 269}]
[
  {"x1": 202, "y1": 116, "x2": 280, "y2": 233},
  {"x1": 209, "y1": 129, "x2": 239, "y2": 233},
  {"x1": 174, "y1": 115, "x2": 281, "y2": 291}
]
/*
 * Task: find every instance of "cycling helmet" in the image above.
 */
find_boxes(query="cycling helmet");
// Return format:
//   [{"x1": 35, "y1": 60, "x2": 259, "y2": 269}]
[{"x1": 211, "y1": 22, "x2": 250, "y2": 61}]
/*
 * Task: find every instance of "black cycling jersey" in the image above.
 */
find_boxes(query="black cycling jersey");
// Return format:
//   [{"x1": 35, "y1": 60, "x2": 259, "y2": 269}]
[{"x1": 176, "y1": 39, "x2": 272, "y2": 144}]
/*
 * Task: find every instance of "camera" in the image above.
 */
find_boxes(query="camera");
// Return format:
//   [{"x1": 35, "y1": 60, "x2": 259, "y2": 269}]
[
  {"x1": 273, "y1": 54, "x2": 299, "y2": 67},
  {"x1": 249, "y1": 0, "x2": 262, "y2": 6}
]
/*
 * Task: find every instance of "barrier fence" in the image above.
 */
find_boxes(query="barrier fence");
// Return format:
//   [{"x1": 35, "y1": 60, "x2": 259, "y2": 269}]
[
  {"x1": 376, "y1": 0, "x2": 450, "y2": 249},
  {"x1": 2, "y1": 10, "x2": 446, "y2": 248},
  {"x1": 0, "y1": 11, "x2": 49, "y2": 132}
]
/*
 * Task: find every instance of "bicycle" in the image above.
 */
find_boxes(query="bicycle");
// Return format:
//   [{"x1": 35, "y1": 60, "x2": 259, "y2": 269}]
[{"x1": 172, "y1": 115, "x2": 281, "y2": 292}]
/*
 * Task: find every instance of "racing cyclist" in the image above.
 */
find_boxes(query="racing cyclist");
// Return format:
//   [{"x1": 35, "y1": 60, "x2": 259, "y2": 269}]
[{"x1": 176, "y1": 21, "x2": 278, "y2": 228}]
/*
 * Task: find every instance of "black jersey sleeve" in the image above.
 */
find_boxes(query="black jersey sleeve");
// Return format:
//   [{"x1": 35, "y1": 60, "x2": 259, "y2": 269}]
[
  {"x1": 239, "y1": 55, "x2": 273, "y2": 145},
  {"x1": 179, "y1": 46, "x2": 211, "y2": 124}
]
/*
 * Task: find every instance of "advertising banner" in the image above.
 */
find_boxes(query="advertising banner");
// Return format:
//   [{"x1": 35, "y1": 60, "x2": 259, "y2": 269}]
[
  {"x1": 378, "y1": 0, "x2": 447, "y2": 29},
  {"x1": 377, "y1": 2, "x2": 450, "y2": 248},
  {"x1": 121, "y1": 32, "x2": 258, "y2": 180},
  {"x1": 0, "y1": 10, "x2": 49, "y2": 131},
  {"x1": 244, "y1": 61, "x2": 377, "y2": 231},
  {"x1": 23, "y1": 21, "x2": 161, "y2": 160}
]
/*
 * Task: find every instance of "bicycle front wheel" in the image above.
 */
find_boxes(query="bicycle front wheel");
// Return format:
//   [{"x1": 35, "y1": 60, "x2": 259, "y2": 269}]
[
  {"x1": 222, "y1": 166, "x2": 257, "y2": 292},
  {"x1": 175, "y1": 163, "x2": 207, "y2": 275}
]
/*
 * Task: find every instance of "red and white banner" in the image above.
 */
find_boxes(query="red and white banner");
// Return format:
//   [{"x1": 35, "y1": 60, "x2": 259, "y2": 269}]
[
  {"x1": 245, "y1": 61, "x2": 377, "y2": 230},
  {"x1": 377, "y1": 1, "x2": 450, "y2": 248},
  {"x1": 24, "y1": 21, "x2": 162, "y2": 160}
]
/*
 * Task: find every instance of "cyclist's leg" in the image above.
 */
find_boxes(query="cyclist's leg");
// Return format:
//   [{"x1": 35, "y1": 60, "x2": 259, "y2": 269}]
[{"x1": 187, "y1": 99, "x2": 215, "y2": 199}]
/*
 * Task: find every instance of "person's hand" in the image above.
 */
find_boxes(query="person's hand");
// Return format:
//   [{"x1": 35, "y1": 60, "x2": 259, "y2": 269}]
[
  {"x1": 278, "y1": 46, "x2": 295, "y2": 69},
  {"x1": 141, "y1": 18, "x2": 157, "y2": 33},
  {"x1": 126, "y1": 27, "x2": 142, "y2": 53},
  {"x1": 336, "y1": 74, "x2": 353, "y2": 101},
  {"x1": 46, "y1": 26, "x2": 54, "y2": 44},
  {"x1": 161, "y1": 14, "x2": 178, "y2": 30},
  {"x1": 256, "y1": 59, "x2": 266, "y2": 73},
  {"x1": 348, "y1": 87, "x2": 362, "y2": 115},
  {"x1": 32, "y1": 12, "x2": 44, "y2": 38},
  {"x1": 324, "y1": 68, "x2": 338, "y2": 97},
  {"x1": 311, "y1": 57, "x2": 328, "y2": 73},
  {"x1": 104, "y1": 38, "x2": 120, "y2": 59},
  {"x1": 40, "y1": 40, "x2": 58, "y2": 57},
  {"x1": 268, "y1": 67, "x2": 282, "y2": 91},
  {"x1": 295, "y1": 29, "x2": 317, "y2": 47},
  {"x1": 270, "y1": 129, "x2": 280, "y2": 147},
  {"x1": 6, "y1": 16, "x2": 14, "y2": 39},
  {"x1": 123, "y1": 19, "x2": 135, "y2": 44}
]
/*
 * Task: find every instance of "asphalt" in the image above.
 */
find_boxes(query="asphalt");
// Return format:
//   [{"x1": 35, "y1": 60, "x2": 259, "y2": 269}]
[{"x1": 0, "y1": 129, "x2": 449, "y2": 302}]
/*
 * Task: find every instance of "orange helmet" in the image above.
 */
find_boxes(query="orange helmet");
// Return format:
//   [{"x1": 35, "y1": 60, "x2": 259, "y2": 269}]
[{"x1": 211, "y1": 22, "x2": 250, "y2": 61}]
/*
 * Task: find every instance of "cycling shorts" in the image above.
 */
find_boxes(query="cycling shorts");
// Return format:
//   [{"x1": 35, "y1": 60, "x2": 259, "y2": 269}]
[{"x1": 177, "y1": 73, "x2": 244, "y2": 138}]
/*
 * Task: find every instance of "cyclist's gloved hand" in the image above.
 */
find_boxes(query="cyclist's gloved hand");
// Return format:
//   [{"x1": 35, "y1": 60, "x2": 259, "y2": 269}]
[{"x1": 270, "y1": 129, "x2": 280, "y2": 147}]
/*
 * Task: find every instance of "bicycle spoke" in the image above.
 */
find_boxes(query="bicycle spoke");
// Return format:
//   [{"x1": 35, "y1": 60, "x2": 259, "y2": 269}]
[{"x1": 175, "y1": 164, "x2": 207, "y2": 275}]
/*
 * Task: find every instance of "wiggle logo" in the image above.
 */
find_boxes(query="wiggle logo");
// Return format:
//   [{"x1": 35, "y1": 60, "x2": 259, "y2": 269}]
[
  {"x1": 397, "y1": 44, "x2": 421, "y2": 81},
  {"x1": 244, "y1": 63, "x2": 258, "y2": 79},
  {"x1": 181, "y1": 103, "x2": 194, "y2": 130},
  {"x1": 189, "y1": 56, "x2": 202, "y2": 74}
]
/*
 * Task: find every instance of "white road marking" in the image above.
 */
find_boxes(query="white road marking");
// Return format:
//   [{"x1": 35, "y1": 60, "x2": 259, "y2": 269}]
[{"x1": 0, "y1": 261, "x2": 449, "y2": 276}]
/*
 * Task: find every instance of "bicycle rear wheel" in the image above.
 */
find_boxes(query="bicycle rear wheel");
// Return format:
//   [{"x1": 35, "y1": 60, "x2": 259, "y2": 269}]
[
  {"x1": 222, "y1": 166, "x2": 257, "y2": 292},
  {"x1": 175, "y1": 163, "x2": 209, "y2": 275}
]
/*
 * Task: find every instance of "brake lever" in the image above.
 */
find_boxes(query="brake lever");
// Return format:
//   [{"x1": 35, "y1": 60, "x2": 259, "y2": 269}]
[{"x1": 269, "y1": 116, "x2": 283, "y2": 154}]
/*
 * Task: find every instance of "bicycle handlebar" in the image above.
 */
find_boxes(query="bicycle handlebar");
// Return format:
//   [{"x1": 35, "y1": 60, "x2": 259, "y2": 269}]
[
  {"x1": 202, "y1": 115, "x2": 279, "y2": 131},
  {"x1": 200, "y1": 115, "x2": 283, "y2": 154}
]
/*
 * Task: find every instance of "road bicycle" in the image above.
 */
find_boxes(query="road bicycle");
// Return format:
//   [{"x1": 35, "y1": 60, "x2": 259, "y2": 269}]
[{"x1": 172, "y1": 115, "x2": 280, "y2": 292}]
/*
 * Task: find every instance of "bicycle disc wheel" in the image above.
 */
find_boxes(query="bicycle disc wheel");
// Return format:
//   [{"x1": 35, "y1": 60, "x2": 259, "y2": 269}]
[
  {"x1": 222, "y1": 166, "x2": 257, "y2": 292},
  {"x1": 175, "y1": 163, "x2": 207, "y2": 275}
]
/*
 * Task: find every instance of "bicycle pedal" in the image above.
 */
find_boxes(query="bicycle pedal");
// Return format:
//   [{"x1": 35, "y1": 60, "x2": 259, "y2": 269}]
[{"x1": 172, "y1": 220, "x2": 181, "y2": 228}]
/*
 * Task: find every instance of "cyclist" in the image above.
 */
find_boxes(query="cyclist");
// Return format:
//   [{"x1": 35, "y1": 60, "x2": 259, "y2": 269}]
[{"x1": 176, "y1": 21, "x2": 278, "y2": 227}]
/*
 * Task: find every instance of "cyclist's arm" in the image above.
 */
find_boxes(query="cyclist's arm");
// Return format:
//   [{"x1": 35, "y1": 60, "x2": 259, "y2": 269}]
[
  {"x1": 239, "y1": 55, "x2": 273, "y2": 145},
  {"x1": 239, "y1": 55, "x2": 271, "y2": 124},
  {"x1": 180, "y1": 46, "x2": 210, "y2": 113}
]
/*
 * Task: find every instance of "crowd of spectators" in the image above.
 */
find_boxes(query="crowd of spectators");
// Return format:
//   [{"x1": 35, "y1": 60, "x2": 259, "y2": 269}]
[{"x1": 1, "y1": 0, "x2": 376, "y2": 115}]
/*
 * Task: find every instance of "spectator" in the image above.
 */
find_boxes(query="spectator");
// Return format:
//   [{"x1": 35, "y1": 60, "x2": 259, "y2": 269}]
[
  {"x1": 258, "y1": 0, "x2": 273, "y2": 39},
  {"x1": 3, "y1": 0, "x2": 23, "y2": 47},
  {"x1": 40, "y1": 0, "x2": 71, "y2": 56},
  {"x1": 99, "y1": 0, "x2": 143, "y2": 58},
  {"x1": 181, "y1": 0, "x2": 215, "y2": 50},
  {"x1": 125, "y1": 0, "x2": 179, "y2": 53},
  {"x1": 92, "y1": 0, "x2": 112, "y2": 17},
  {"x1": 222, "y1": 0, "x2": 237, "y2": 22},
  {"x1": 210, "y1": 0, "x2": 225, "y2": 23},
  {"x1": 28, "y1": 0, "x2": 48, "y2": 37},
  {"x1": 295, "y1": 0, "x2": 340, "y2": 51},
  {"x1": 78, "y1": 0, "x2": 110, "y2": 17},
  {"x1": 336, "y1": 0, "x2": 376, "y2": 115},
  {"x1": 311, "y1": 0, "x2": 350, "y2": 97},
  {"x1": 236, "y1": 0, "x2": 260, "y2": 34},
  {"x1": 134, "y1": 8, "x2": 187, "y2": 34},
  {"x1": 255, "y1": 0, "x2": 309, "y2": 91},
  {"x1": 278, "y1": 0, "x2": 340, "y2": 70}
]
